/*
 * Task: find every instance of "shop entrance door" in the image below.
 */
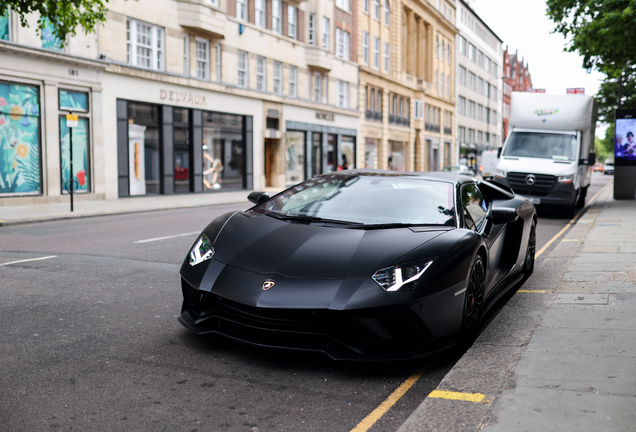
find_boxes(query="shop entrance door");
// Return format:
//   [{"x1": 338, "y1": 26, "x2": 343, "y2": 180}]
[{"x1": 264, "y1": 139, "x2": 278, "y2": 187}]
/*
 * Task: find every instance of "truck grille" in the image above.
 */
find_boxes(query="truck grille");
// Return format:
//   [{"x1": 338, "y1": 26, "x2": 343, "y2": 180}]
[{"x1": 507, "y1": 172, "x2": 556, "y2": 196}]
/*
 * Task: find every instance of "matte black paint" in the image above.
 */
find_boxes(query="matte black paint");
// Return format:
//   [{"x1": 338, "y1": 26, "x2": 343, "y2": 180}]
[{"x1": 179, "y1": 170, "x2": 537, "y2": 360}]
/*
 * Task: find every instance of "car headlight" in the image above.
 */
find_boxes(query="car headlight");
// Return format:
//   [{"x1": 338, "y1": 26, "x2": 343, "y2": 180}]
[
  {"x1": 372, "y1": 259, "x2": 434, "y2": 292},
  {"x1": 557, "y1": 174, "x2": 575, "y2": 183},
  {"x1": 189, "y1": 233, "x2": 215, "y2": 266},
  {"x1": 495, "y1": 169, "x2": 507, "y2": 178}
]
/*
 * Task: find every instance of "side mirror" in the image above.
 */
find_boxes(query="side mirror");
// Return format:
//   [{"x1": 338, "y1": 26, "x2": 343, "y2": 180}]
[
  {"x1": 490, "y1": 207, "x2": 519, "y2": 224},
  {"x1": 497, "y1": 147, "x2": 502, "y2": 158},
  {"x1": 588, "y1": 152, "x2": 596, "y2": 166},
  {"x1": 248, "y1": 191, "x2": 270, "y2": 204}
]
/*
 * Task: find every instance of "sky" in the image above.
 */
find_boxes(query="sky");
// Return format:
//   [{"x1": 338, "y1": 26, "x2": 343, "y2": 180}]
[{"x1": 469, "y1": 0, "x2": 609, "y2": 136}]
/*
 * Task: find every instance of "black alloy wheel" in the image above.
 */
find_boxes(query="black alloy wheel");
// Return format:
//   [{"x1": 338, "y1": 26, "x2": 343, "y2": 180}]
[
  {"x1": 523, "y1": 220, "x2": 537, "y2": 280},
  {"x1": 460, "y1": 254, "x2": 485, "y2": 346}
]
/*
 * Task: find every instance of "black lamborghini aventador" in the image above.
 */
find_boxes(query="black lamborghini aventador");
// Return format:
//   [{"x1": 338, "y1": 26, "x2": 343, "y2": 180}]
[{"x1": 179, "y1": 170, "x2": 537, "y2": 360}]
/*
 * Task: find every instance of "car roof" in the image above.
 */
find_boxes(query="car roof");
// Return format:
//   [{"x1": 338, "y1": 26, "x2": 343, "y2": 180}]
[{"x1": 320, "y1": 169, "x2": 476, "y2": 185}]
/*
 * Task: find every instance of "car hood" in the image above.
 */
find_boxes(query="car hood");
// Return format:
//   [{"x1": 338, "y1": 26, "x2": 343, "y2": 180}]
[{"x1": 209, "y1": 212, "x2": 449, "y2": 279}]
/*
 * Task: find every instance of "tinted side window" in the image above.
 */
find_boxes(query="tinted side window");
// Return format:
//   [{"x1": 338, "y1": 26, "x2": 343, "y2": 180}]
[{"x1": 462, "y1": 184, "x2": 488, "y2": 231}]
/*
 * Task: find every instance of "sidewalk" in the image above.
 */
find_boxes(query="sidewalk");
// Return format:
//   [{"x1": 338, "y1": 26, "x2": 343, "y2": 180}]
[
  {"x1": 0, "y1": 189, "x2": 282, "y2": 226},
  {"x1": 399, "y1": 180, "x2": 636, "y2": 431}
]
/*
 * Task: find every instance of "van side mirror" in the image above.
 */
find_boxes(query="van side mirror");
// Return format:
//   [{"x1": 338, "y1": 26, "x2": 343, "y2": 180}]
[
  {"x1": 248, "y1": 191, "x2": 270, "y2": 204},
  {"x1": 497, "y1": 147, "x2": 502, "y2": 158},
  {"x1": 588, "y1": 152, "x2": 596, "y2": 166}
]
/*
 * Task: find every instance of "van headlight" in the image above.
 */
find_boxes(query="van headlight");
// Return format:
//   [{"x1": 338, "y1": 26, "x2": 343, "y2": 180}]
[
  {"x1": 495, "y1": 169, "x2": 507, "y2": 178},
  {"x1": 557, "y1": 174, "x2": 575, "y2": 183}
]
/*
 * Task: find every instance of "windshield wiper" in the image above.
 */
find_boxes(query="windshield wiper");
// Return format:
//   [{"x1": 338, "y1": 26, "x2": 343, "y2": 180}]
[
  {"x1": 344, "y1": 222, "x2": 442, "y2": 230},
  {"x1": 265, "y1": 212, "x2": 357, "y2": 225}
]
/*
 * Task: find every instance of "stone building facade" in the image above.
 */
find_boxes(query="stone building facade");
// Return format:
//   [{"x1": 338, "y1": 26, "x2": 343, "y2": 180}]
[
  {"x1": 357, "y1": 0, "x2": 457, "y2": 173},
  {"x1": 502, "y1": 46, "x2": 533, "y2": 140}
]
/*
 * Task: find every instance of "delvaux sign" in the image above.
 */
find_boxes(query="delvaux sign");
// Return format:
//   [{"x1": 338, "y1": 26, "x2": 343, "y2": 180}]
[
  {"x1": 160, "y1": 90, "x2": 207, "y2": 106},
  {"x1": 315, "y1": 112, "x2": 335, "y2": 121}
]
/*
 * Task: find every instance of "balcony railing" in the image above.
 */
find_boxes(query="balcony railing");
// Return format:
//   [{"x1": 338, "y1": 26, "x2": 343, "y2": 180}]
[
  {"x1": 365, "y1": 110, "x2": 382, "y2": 121},
  {"x1": 389, "y1": 115, "x2": 410, "y2": 127},
  {"x1": 425, "y1": 122, "x2": 440, "y2": 132},
  {"x1": 444, "y1": 127, "x2": 452, "y2": 135}
]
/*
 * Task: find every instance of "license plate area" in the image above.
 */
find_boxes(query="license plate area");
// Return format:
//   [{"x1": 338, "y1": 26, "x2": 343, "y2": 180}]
[{"x1": 527, "y1": 197, "x2": 541, "y2": 205}]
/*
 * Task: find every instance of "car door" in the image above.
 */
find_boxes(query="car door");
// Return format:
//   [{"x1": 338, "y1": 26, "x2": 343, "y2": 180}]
[{"x1": 461, "y1": 183, "x2": 507, "y2": 296}]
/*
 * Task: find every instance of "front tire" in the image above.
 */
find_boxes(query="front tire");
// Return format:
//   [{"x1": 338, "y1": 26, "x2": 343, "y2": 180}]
[{"x1": 460, "y1": 255, "x2": 486, "y2": 347}]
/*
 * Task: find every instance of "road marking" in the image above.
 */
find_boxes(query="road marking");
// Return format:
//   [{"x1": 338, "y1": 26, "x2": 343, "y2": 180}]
[
  {"x1": 350, "y1": 365, "x2": 428, "y2": 432},
  {"x1": 0, "y1": 255, "x2": 57, "y2": 267},
  {"x1": 134, "y1": 232, "x2": 200, "y2": 244},
  {"x1": 428, "y1": 390, "x2": 489, "y2": 403},
  {"x1": 518, "y1": 289, "x2": 547, "y2": 293},
  {"x1": 535, "y1": 180, "x2": 612, "y2": 259}
]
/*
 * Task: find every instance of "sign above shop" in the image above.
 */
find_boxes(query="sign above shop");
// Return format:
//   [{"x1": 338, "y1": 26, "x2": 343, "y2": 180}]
[
  {"x1": 315, "y1": 112, "x2": 335, "y2": 122},
  {"x1": 160, "y1": 90, "x2": 207, "y2": 106}
]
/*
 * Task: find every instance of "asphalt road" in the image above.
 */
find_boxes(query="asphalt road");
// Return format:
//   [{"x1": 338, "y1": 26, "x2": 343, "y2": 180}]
[{"x1": 0, "y1": 173, "x2": 611, "y2": 432}]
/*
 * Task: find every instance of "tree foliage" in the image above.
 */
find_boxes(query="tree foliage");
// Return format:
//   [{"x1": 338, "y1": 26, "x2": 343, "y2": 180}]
[
  {"x1": 546, "y1": 0, "x2": 636, "y2": 75},
  {"x1": 595, "y1": 67, "x2": 636, "y2": 122},
  {"x1": 0, "y1": 0, "x2": 111, "y2": 46}
]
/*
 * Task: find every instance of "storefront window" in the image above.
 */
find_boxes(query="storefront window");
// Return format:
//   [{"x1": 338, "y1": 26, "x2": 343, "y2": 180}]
[
  {"x1": 174, "y1": 108, "x2": 191, "y2": 193},
  {"x1": 59, "y1": 89, "x2": 90, "y2": 193},
  {"x1": 389, "y1": 141, "x2": 406, "y2": 171},
  {"x1": 365, "y1": 138, "x2": 379, "y2": 169},
  {"x1": 128, "y1": 103, "x2": 160, "y2": 195},
  {"x1": 340, "y1": 136, "x2": 355, "y2": 170},
  {"x1": 285, "y1": 131, "x2": 304, "y2": 185},
  {"x1": 202, "y1": 112, "x2": 245, "y2": 191},
  {"x1": 325, "y1": 134, "x2": 336, "y2": 173},
  {"x1": 0, "y1": 82, "x2": 41, "y2": 195}
]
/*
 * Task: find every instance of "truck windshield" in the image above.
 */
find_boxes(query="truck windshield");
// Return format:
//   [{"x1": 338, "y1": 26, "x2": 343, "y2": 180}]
[{"x1": 503, "y1": 132, "x2": 578, "y2": 161}]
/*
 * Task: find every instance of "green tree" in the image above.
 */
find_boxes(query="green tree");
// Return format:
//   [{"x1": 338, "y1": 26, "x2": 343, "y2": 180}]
[
  {"x1": 0, "y1": 0, "x2": 112, "y2": 46},
  {"x1": 546, "y1": 0, "x2": 636, "y2": 75},
  {"x1": 596, "y1": 67, "x2": 636, "y2": 123},
  {"x1": 598, "y1": 125, "x2": 616, "y2": 162}
]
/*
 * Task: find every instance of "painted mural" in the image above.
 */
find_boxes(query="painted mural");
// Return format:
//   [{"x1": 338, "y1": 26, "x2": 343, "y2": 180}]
[
  {"x1": 0, "y1": 83, "x2": 41, "y2": 195},
  {"x1": 41, "y1": 18, "x2": 63, "y2": 51}
]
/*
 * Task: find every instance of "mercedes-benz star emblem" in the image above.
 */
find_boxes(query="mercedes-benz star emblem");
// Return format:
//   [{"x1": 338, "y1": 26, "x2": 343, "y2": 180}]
[
  {"x1": 262, "y1": 280, "x2": 276, "y2": 291},
  {"x1": 525, "y1": 174, "x2": 536, "y2": 186}
]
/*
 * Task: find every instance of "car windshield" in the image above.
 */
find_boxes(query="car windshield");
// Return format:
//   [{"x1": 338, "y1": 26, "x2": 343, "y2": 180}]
[
  {"x1": 503, "y1": 131, "x2": 578, "y2": 161},
  {"x1": 252, "y1": 174, "x2": 455, "y2": 226}
]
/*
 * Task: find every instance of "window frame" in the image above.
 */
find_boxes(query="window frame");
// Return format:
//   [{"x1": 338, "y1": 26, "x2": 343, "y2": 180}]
[
  {"x1": 373, "y1": 37, "x2": 380, "y2": 69},
  {"x1": 272, "y1": 0, "x2": 282, "y2": 34},
  {"x1": 273, "y1": 61, "x2": 282, "y2": 95},
  {"x1": 383, "y1": 42, "x2": 390, "y2": 73},
  {"x1": 255, "y1": 0, "x2": 265, "y2": 28},
  {"x1": 288, "y1": 5, "x2": 297, "y2": 39},
  {"x1": 322, "y1": 17, "x2": 330, "y2": 49},
  {"x1": 256, "y1": 56, "x2": 266, "y2": 92},
  {"x1": 362, "y1": 31, "x2": 369, "y2": 65},
  {"x1": 195, "y1": 37, "x2": 210, "y2": 80},
  {"x1": 337, "y1": 80, "x2": 349, "y2": 108},
  {"x1": 127, "y1": 18, "x2": 165, "y2": 72},
  {"x1": 236, "y1": 0, "x2": 247, "y2": 21},
  {"x1": 237, "y1": 50, "x2": 248, "y2": 88},
  {"x1": 289, "y1": 65, "x2": 298, "y2": 98}
]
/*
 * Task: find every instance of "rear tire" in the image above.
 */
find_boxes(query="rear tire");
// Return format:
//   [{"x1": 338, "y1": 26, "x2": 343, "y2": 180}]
[
  {"x1": 523, "y1": 220, "x2": 536, "y2": 281},
  {"x1": 460, "y1": 254, "x2": 485, "y2": 347}
]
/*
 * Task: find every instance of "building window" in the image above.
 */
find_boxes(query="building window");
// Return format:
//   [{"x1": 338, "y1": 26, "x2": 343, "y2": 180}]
[
  {"x1": 435, "y1": 36, "x2": 439, "y2": 58},
  {"x1": 446, "y1": 75, "x2": 450, "y2": 98},
  {"x1": 255, "y1": 0, "x2": 265, "y2": 28},
  {"x1": 205, "y1": 0, "x2": 219, "y2": 6},
  {"x1": 362, "y1": 31, "x2": 369, "y2": 64},
  {"x1": 384, "y1": 1, "x2": 390, "y2": 26},
  {"x1": 322, "y1": 17, "x2": 330, "y2": 49},
  {"x1": 183, "y1": 34, "x2": 189, "y2": 76},
  {"x1": 272, "y1": 0, "x2": 282, "y2": 34},
  {"x1": 336, "y1": 0, "x2": 351, "y2": 11},
  {"x1": 459, "y1": 66, "x2": 466, "y2": 86},
  {"x1": 273, "y1": 61, "x2": 282, "y2": 95},
  {"x1": 337, "y1": 80, "x2": 349, "y2": 108},
  {"x1": 363, "y1": 0, "x2": 369, "y2": 14},
  {"x1": 0, "y1": 9, "x2": 11, "y2": 41},
  {"x1": 127, "y1": 18, "x2": 165, "y2": 71},
  {"x1": 384, "y1": 42, "x2": 390, "y2": 73},
  {"x1": 309, "y1": 13, "x2": 316, "y2": 45},
  {"x1": 336, "y1": 28, "x2": 350, "y2": 60},
  {"x1": 373, "y1": 37, "x2": 380, "y2": 69},
  {"x1": 458, "y1": 96, "x2": 466, "y2": 116},
  {"x1": 447, "y1": 42, "x2": 451, "y2": 63},
  {"x1": 237, "y1": 50, "x2": 248, "y2": 88},
  {"x1": 236, "y1": 0, "x2": 247, "y2": 21},
  {"x1": 373, "y1": 0, "x2": 380, "y2": 20},
  {"x1": 314, "y1": 73, "x2": 322, "y2": 102},
  {"x1": 256, "y1": 56, "x2": 266, "y2": 91},
  {"x1": 288, "y1": 5, "x2": 297, "y2": 39},
  {"x1": 414, "y1": 100, "x2": 424, "y2": 119},
  {"x1": 195, "y1": 37, "x2": 209, "y2": 80},
  {"x1": 468, "y1": 100, "x2": 476, "y2": 119},
  {"x1": 289, "y1": 65, "x2": 297, "y2": 97},
  {"x1": 435, "y1": 70, "x2": 439, "y2": 93},
  {"x1": 215, "y1": 43, "x2": 222, "y2": 82}
]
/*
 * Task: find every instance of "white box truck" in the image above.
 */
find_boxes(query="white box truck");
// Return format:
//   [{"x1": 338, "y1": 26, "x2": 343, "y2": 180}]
[{"x1": 494, "y1": 92, "x2": 597, "y2": 216}]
